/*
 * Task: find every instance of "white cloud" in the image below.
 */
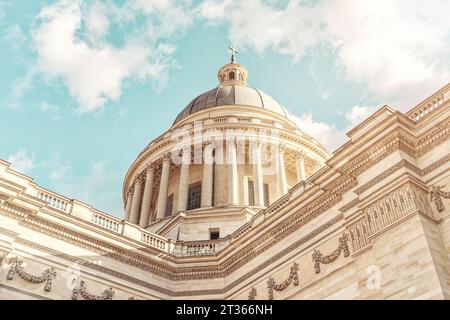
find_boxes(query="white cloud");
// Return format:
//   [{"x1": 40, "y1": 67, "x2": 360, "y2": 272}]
[
  {"x1": 50, "y1": 160, "x2": 123, "y2": 215},
  {"x1": 85, "y1": 2, "x2": 110, "y2": 43},
  {"x1": 345, "y1": 105, "x2": 378, "y2": 127},
  {"x1": 290, "y1": 104, "x2": 379, "y2": 152},
  {"x1": 290, "y1": 113, "x2": 347, "y2": 151},
  {"x1": 7, "y1": 150, "x2": 36, "y2": 174},
  {"x1": 31, "y1": 0, "x2": 191, "y2": 113},
  {"x1": 200, "y1": 0, "x2": 450, "y2": 110}
]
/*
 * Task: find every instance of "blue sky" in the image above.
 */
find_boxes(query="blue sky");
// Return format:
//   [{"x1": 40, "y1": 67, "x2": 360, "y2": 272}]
[{"x1": 1, "y1": 0, "x2": 449, "y2": 217}]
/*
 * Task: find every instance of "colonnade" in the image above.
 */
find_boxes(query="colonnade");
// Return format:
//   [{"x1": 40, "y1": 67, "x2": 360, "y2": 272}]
[{"x1": 124, "y1": 142, "x2": 309, "y2": 227}]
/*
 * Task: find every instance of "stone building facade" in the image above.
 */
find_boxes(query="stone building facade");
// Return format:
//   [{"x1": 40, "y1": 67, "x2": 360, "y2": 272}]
[{"x1": 0, "y1": 57, "x2": 449, "y2": 300}]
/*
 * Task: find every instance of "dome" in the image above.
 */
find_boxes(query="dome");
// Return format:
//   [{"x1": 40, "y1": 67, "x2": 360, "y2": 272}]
[
  {"x1": 173, "y1": 50, "x2": 290, "y2": 126},
  {"x1": 173, "y1": 84, "x2": 289, "y2": 125}
]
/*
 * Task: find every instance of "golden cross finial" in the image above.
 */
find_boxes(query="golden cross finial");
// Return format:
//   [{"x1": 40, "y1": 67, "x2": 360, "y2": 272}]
[{"x1": 229, "y1": 46, "x2": 238, "y2": 63}]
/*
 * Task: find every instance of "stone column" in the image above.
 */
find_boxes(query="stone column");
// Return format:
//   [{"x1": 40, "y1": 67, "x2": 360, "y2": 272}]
[
  {"x1": 177, "y1": 148, "x2": 190, "y2": 213},
  {"x1": 139, "y1": 164, "x2": 155, "y2": 227},
  {"x1": 277, "y1": 144, "x2": 288, "y2": 196},
  {"x1": 129, "y1": 175, "x2": 143, "y2": 224},
  {"x1": 296, "y1": 151, "x2": 306, "y2": 183},
  {"x1": 156, "y1": 154, "x2": 171, "y2": 219},
  {"x1": 214, "y1": 139, "x2": 227, "y2": 207},
  {"x1": 201, "y1": 142, "x2": 214, "y2": 208},
  {"x1": 243, "y1": 176, "x2": 249, "y2": 206},
  {"x1": 228, "y1": 140, "x2": 238, "y2": 205},
  {"x1": 253, "y1": 142, "x2": 265, "y2": 207},
  {"x1": 124, "y1": 190, "x2": 133, "y2": 221}
]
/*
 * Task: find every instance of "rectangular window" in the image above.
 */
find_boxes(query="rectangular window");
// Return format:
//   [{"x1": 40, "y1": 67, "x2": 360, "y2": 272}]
[
  {"x1": 210, "y1": 228, "x2": 220, "y2": 240},
  {"x1": 165, "y1": 194, "x2": 173, "y2": 217},
  {"x1": 263, "y1": 183, "x2": 270, "y2": 207},
  {"x1": 248, "y1": 180, "x2": 255, "y2": 206},
  {"x1": 187, "y1": 184, "x2": 202, "y2": 211}
]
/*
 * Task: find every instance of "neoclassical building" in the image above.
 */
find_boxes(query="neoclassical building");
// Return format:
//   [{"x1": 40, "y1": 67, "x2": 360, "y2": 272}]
[{"x1": 0, "y1": 55, "x2": 450, "y2": 300}]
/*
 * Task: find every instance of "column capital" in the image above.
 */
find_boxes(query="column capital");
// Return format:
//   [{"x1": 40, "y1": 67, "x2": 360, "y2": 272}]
[
  {"x1": 162, "y1": 152, "x2": 171, "y2": 163},
  {"x1": 295, "y1": 150, "x2": 306, "y2": 160},
  {"x1": 126, "y1": 189, "x2": 133, "y2": 198},
  {"x1": 136, "y1": 173, "x2": 145, "y2": 184},
  {"x1": 145, "y1": 162, "x2": 157, "y2": 172},
  {"x1": 278, "y1": 143, "x2": 287, "y2": 153},
  {"x1": 202, "y1": 140, "x2": 215, "y2": 150},
  {"x1": 227, "y1": 137, "x2": 238, "y2": 148}
]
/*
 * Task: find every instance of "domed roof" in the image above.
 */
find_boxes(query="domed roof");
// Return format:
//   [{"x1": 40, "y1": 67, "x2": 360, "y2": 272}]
[
  {"x1": 173, "y1": 51, "x2": 291, "y2": 126},
  {"x1": 173, "y1": 84, "x2": 289, "y2": 125}
]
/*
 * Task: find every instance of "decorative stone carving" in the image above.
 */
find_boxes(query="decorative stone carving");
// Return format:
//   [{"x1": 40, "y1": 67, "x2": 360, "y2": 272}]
[
  {"x1": 430, "y1": 185, "x2": 450, "y2": 212},
  {"x1": 248, "y1": 287, "x2": 257, "y2": 300},
  {"x1": 6, "y1": 256, "x2": 57, "y2": 292},
  {"x1": 312, "y1": 234, "x2": 350, "y2": 274},
  {"x1": 267, "y1": 262, "x2": 299, "y2": 300},
  {"x1": 72, "y1": 280, "x2": 115, "y2": 300}
]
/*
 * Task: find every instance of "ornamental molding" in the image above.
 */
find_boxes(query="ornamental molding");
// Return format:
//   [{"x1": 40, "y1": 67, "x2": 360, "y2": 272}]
[
  {"x1": 312, "y1": 234, "x2": 350, "y2": 274},
  {"x1": 339, "y1": 198, "x2": 360, "y2": 213},
  {"x1": 422, "y1": 153, "x2": 450, "y2": 175},
  {"x1": 15, "y1": 237, "x2": 173, "y2": 296},
  {"x1": 348, "y1": 181, "x2": 433, "y2": 253},
  {"x1": 354, "y1": 159, "x2": 421, "y2": 195},
  {"x1": 10, "y1": 170, "x2": 350, "y2": 283},
  {"x1": 0, "y1": 193, "x2": 9, "y2": 201},
  {"x1": 0, "y1": 201, "x2": 34, "y2": 217},
  {"x1": 430, "y1": 185, "x2": 450, "y2": 213},
  {"x1": 221, "y1": 214, "x2": 342, "y2": 297},
  {"x1": 12, "y1": 214, "x2": 341, "y2": 298},
  {"x1": 6, "y1": 256, "x2": 57, "y2": 292},
  {"x1": 72, "y1": 280, "x2": 115, "y2": 300},
  {"x1": 354, "y1": 153, "x2": 450, "y2": 196},
  {"x1": 267, "y1": 262, "x2": 299, "y2": 300}
]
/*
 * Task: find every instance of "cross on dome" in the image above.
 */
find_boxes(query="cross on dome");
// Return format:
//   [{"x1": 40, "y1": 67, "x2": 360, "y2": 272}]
[{"x1": 229, "y1": 46, "x2": 238, "y2": 64}]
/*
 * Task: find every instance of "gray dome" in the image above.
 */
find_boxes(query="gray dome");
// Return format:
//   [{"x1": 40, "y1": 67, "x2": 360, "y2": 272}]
[{"x1": 173, "y1": 84, "x2": 289, "y2": 125}]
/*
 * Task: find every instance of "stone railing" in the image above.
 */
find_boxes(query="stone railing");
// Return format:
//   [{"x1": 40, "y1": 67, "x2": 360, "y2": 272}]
[
  {"x1": 91, "y1": 212, "x2": 122, "y2": 233},
  {"x1": 214, "y1": 117, "x2": 228, "y2": 124},
  {"x1": 141, "y1": 231, "x2": 169, "y2": 252},
  {"x1": 182, "y1": 240, "x2": 218, "y2": 256},
  {"x1": 37, "y1": 190, "x2": 71, "y2": 213},
  {"x1": 407, "y1": 91, "x2": 448, "y2": 122}
]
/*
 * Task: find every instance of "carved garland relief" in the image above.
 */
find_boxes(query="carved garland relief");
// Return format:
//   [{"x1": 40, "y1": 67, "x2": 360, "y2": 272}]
[
  {"x1": 248, "y1": 287, "x2": 257, "y2": 300},
  {"x1": 312, "y1": 234, "x2": 350, "y2": 274},
  {"x1": 430, "y1": 185, "x2": 450, "y2": 212},
  {"x1": 6, "y1": 257, "x2": 57, "y2": 292},
  {"x1": 72, "y1": 280, "x2": 115, "y2": 300},
  {"x1": 267, "y1": 262, "x2": 299, "y2": 300}
]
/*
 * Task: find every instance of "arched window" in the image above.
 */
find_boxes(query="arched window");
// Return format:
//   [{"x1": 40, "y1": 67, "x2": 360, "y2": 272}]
[
  {"x1": 239, "y1": 73, "x2": 243, "y2": 81},
  {"x1": 229, "y1": 71, "x2": 235, "y2": 80}
]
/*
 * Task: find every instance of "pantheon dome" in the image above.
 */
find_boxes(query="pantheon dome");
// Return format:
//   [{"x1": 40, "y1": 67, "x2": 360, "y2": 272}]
[{"x1": 122, "y1": 53, "x2": 330, "y2": 242}]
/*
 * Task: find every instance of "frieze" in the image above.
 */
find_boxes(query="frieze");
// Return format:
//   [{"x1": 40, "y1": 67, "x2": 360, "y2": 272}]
[
  {"x1": 422, "y1": 153, "x2": 450, "y2": 175},
  {"x1": 267, "y1": 262, "x2": 299, "y2": 300},
  {"x1": 312, "y1": 234, "x2": 350, "y2": 274},
  {"x1": 10, "y1": 173, "x2": 348, "y2": 282},
  {"x1": 355, "y1": 160, "x2": 418, "y2": 195},
  {"x1": 14, "y1": 238, "x2": 173, "y2": 297},
  {"x1": 6, "y1": 256, "x2": 57, "y2": 292},
  {"x1": 1, "y1": 201, "x2": 34, "y2": 217},
  {"x1": 339, "y1": 198, "x2": 360, "y2": 213},
  {"x1": 12, "y1": 214, "x2": 342, "y2": 298}
]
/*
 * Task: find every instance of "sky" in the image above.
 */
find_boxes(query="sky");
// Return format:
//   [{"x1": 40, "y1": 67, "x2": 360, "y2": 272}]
[{"x1": 0, "y1": 0, "x2": 449, "y2": 218}]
